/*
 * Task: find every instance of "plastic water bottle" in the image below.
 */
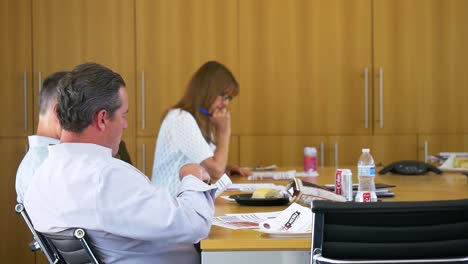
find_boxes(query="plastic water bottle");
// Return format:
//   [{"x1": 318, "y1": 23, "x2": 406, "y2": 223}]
[
  {"x1": 304, "y1": 147, "x2": 318, "y2": 174},
  {"x1": 355, "y1": 148, "x2": 377, "y2": 202}
]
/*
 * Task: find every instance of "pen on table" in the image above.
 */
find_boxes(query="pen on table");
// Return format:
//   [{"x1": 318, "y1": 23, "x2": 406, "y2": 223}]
[{"x1": 199, "y1": 107, "x2": 212, "y2": 116}]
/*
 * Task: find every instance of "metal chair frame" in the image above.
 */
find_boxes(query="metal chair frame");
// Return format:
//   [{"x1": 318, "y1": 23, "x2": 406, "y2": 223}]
[{"x1": 15, "y1": 203, "x2": 102, "y2": 264}]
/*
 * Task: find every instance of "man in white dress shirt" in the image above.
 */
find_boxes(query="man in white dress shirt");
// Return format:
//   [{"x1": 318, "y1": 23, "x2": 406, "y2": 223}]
[
  {"x1": 15, "y1": 71, "x2": 67, "y2": 203},
  {"x1": 24, "y1": 63, "x2": 216, "y2": 264}
]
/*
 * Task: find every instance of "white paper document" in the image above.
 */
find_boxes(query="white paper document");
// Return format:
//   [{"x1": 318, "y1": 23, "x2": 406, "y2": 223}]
[
  {"x1": 212, "y1": 211, "x2": 281, "y2": 230},
  {"x1": 247, "y1": 170, "x2": 318, "y2": 181},
  {"x1": 226, "y1": 183, "x2": 284, "y2": 192},
  {"x1": 214, "y1": 174, "x2": 232, "y2": 198},
  {"x1": 259, "y1": 203, "x2": 312, "y2": 233}
]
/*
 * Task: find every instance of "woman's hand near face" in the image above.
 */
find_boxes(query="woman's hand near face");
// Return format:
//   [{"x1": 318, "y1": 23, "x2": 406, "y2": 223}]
[
  {"x1": 200, "y1": 108, "x2": 232, "y2": 179},
  {"x1": 211, "y1": 108, "x2": 231, "y2": 138}
]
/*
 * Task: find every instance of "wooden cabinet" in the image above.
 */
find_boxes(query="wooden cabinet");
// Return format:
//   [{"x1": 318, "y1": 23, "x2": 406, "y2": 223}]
[
  {"x1": 419, "y1": 134, "x2": 468, "y2": 162},
  {"x1": 238, "y1": 0, "x2": 372, "y2": 136},
  {"x1": 419, "y1": 0, "x2": 468, "y2": 134},
  {"x1": 239, "y1": 135, "x2": 416, "y2": 168},
  {"x1": 239, "y1": 136, "x2": 327, "y2": 167},
  {"x1": 135, "y1": 0, "x2": 239, "y2": 137},
  {"x1": 374, "y1": 0, "x2": 468, "y2": 134},
  {"x1": 32, "y1": 0, "x2": 136, "y2": 139},
  {"x1": 373, "y1": 0, "x2": 427, "y2": 134},
  {"x1": 329, "y1": 135, "x2": 418, "y2": 167},
  {"x1": 0, "y1": 0, "x2": 33, "y2": 137},
  {"x1": 136, "y1": 137, "x2": 156, "y2": 177},
  {"x1": 0, "y1": 139, "x2": 34, "y2": 264},
  {"x1": 238, "y1": 0, "x2": 468, "y2": 163},
  {"x1": 0, "y1": 1, "x2": 35, "y2": 263}
]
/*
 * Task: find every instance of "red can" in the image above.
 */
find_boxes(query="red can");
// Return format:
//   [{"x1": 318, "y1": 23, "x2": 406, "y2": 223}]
[
  {"x1": 335, "y1": 169, "x2": 353, "y2": 201},
  {"x1": 335, "y1": 169, "x2": 343, "y2": 195}
]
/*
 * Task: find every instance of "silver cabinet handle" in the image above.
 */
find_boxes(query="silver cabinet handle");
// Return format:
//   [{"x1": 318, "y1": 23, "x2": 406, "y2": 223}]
[
  {"x1": 364, "y1": 67, "x2": 369, "y2": 129},
  {"x1": 334, "y1": 142, "x2": 339, "y2": 168},
  {"x1": 424, "y1": 140, "x2": 428, "y2": 162},
  {"x1": 38, "y1": 71, "x2": 42, "y2": 92},
  {"x1": 23, "y1": 71, "x2": 28, "y2": 132},
  {"x1": 320, "y1": 141, "x2": 324, "y2": 167},
  {"x1": 141, "y1": 70, "x2": 146, "y2": 130},
  {"x1": 141, "y1": 143, "x2": 146, "y2": 175},
  {"x1": 379, "y1": 66, "x2": 384, "y2": 128}
]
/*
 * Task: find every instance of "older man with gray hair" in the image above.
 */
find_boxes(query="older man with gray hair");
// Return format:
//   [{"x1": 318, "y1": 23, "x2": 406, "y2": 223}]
[{"x1": 24, "y1": 63, "x2": 215, "y2": 264}]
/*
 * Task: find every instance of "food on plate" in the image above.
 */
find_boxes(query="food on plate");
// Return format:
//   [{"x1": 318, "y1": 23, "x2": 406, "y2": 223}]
[
  {"x1": 454, "y1": 157, "x2": 468, "y2": 168},
  {"x1": 251, "y1": 188, "x2": 283, "y2": 199}
]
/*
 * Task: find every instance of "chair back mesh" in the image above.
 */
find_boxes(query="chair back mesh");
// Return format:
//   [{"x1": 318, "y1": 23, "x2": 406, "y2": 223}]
[{"x1": 312, "y1": 199, "x2": 468, "y2": 260}]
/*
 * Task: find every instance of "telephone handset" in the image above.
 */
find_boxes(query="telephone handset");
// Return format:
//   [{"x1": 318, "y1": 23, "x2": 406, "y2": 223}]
[{"x1": 379, "y1": 160, "x2": 442, "y2": 175}]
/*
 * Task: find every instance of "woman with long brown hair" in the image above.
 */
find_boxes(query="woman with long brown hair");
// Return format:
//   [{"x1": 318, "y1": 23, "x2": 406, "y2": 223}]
[{"x1": 152, "y1": 61, "x2": 250, "y2": 196}]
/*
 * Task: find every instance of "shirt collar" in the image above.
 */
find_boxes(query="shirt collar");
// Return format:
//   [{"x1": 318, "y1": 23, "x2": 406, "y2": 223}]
[
  {"x1": 49, "y1": 143, "x2": 112, "y2": 158},
  {"x1": 28, "y1": 135, "x2": 60, "y2": 148}
]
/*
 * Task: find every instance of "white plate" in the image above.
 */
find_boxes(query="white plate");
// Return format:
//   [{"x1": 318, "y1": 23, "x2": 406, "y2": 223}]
[{"x1": 258, "y1": 229, "x2": 311, "y2": 238}]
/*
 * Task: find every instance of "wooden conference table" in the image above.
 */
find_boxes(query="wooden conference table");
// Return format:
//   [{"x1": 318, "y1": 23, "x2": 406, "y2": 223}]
[{"x1": 200, "y1": 167, "x2": 468, "y2": 264}]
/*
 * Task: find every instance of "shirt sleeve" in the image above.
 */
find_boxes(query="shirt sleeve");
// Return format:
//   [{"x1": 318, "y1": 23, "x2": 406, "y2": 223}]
[
  {"x1": 171, "y1": 111, "x2": 214, "y2": 164},
  {"x1": 96, "y1": 161, "x2": 216, "y2": 243}
]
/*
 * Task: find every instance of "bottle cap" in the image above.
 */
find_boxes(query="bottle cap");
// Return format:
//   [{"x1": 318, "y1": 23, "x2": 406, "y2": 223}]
[
  {"x1": 304, "y1": 147, "x2": 317, "y2": 155},
  {"x1": 362, "y1": 148, "x2": 370, "y2": 152}
]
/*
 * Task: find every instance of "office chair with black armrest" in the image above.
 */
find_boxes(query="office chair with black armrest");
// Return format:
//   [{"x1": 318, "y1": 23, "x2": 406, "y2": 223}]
[
  {"x1": 15, "y1": 203, "x2": 56, "y2": 263},
  {"x1": 311, "y1": 199, "x2": 468, "y2": 264},
  {"x1": 15, "y1": 203, "x2": 102, "y2": 264},
  {"x1": 41, "y1": 228, "x2": 102, "y2": 264}
]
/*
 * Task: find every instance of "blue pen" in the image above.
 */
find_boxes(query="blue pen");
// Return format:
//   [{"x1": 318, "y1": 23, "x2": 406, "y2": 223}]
[{"x1": 198, "y1": 107, "x2": 212, "y2": 116}]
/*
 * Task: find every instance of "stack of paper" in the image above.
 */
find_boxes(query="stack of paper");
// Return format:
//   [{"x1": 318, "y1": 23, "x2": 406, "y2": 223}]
[
  {"x1": 226, "y1": 183, "x2": 284, "y2": 192},
  {"x1": 324, "y1": 183, "x2": 395, "y2": 198},
  {"x1": 212, "y1": 211, "x2": 280, "y2": 230},
  {"x1": 247, "y1": 170, "x2": 319, "y2": 181}
]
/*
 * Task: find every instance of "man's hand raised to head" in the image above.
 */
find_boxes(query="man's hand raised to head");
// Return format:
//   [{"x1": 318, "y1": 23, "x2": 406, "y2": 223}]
[{"x1": 179, "y1": 164, "x2": 211, "y2": 184}]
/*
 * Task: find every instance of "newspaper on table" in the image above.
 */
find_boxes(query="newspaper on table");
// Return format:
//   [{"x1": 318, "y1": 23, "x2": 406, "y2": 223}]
[
  {"x1": 212, "y1": 211, "x2": 281, "y2": 230},
  {"x1": 226, "y1": 183, "x2": 284, "y2": 192},
  {"x1": 247, "y1": 170, "x2": 318, "y2": 181}
]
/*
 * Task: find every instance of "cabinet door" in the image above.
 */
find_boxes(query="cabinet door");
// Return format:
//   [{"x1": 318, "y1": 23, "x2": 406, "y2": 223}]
[
  {"x1": 136, "y1": 0, "x2": 239, "y2": 137},
  {"x1": 419, "y1": 134, "x2": 468, "y2": 162},
  {"x1": 0, "y1": 139, "x2": 34, "y2": 263},
  {"x1": 419, "y1": 1, "x2": 468, "y2": 133},
  {"x1": 136, "y1": 137, "x2": 157, "y2": 178},
  {"x1": 329, "y1": 135, "x2": 418, "y2": 167},
  {"x1": 239, "y1": 0, "x2": 372, "y2": 136},
  {"x1": 373, "y1": 0, "x2": 427, "y2": 134},
  {"x1": 239, "y1": 136, "x2": 327, "y2": 168},
  {"x1": 0, "y1": 0, "x2": 33, "y2": 137},
  {"x1": 32, "y1": 0, "x2": 136, "y2": 138},
  {"x1": 373, "y1": 0, "x2": 468, "y2": 134}
]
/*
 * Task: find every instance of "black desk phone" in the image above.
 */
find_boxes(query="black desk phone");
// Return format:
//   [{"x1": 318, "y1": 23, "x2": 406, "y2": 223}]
[{"x1": 379, "y1": 160, "x2": 442, "y2": 175}]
